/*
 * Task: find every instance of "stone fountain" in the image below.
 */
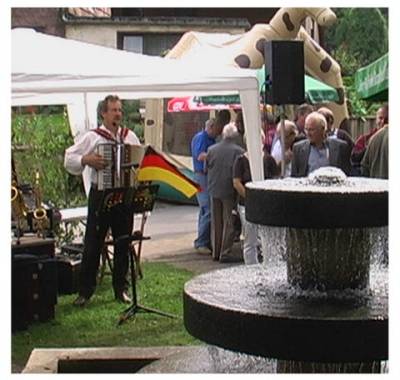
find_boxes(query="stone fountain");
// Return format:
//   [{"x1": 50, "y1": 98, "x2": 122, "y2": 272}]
[{"x1": 142, "y1": 167, "x2": 388, "y2": 373}]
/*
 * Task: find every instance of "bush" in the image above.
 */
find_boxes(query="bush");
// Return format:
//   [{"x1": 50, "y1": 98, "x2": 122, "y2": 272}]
[{"x1": 12, "y1": 108, "x2": 86, "y2": 209}]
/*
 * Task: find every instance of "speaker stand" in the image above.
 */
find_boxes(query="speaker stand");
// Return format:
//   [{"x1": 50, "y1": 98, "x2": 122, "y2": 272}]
[{"x1": 278, "y1": 105, "x2": 287, "y2": 178}]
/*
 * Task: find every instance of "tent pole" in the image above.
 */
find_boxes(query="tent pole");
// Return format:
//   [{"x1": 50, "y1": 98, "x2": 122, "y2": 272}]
[
  {"x1": 83, "y1": 92, "x2": 90, "y2": 131},
  {"x1": 279, "y1": 105, "x2": 286, "y2": 178},
  {"x1": 239, "y1": 88, "x2": 264, "y2": 181}
]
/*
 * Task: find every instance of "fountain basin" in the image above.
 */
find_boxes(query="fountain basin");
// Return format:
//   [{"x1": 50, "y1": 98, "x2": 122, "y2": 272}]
[
  {"x1": 246, "y1": 174, "x2": 388, "y2": 290},
  {"x1": 138, "y1": 346, "x2": 276, "y2": 373},
  {"x1": 183, "y1": 265, "x2": 387, "y2": 363},
  {"x1": 245, "y1": 177, "x2": 388, "y2": 228}
]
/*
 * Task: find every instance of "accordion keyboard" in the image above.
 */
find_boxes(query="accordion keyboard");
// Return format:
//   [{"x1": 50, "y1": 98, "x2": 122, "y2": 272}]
[{"x1": 97, "y1": 144, "x2": 114, "y2": 190}]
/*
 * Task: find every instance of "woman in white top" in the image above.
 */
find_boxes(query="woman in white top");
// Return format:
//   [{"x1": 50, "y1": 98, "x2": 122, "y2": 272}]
[{"x1": 271, "y1": 120, "x2": 298, "y2": 177}]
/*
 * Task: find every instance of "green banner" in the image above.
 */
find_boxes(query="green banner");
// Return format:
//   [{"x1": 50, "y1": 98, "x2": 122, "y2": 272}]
[
  {"x1": 355, "y1": 53, "x2": 388, "y2": 101},
  {"x1": 199, "y1": 94, "x2": 242, "y2": 105}
]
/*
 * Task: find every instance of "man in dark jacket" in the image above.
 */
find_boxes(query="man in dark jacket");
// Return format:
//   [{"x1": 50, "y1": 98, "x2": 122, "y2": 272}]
[
  {"x1": 351, "y1": 105, "x2": 388, "y2": 175},
  {"x1": 361, "y1": 124, "x2": 388, "y2": 179},
  {"x1": 291, "y1": 112, "x2": 350, "y2": 177},
  {"x1": 318, "y1": 107, "x2": 354, "y2": 175}
]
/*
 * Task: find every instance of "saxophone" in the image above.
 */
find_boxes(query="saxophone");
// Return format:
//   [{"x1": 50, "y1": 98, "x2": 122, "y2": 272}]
[
  {"x1": 32, "y1": 169, "x2": 49, "y2": 238},
  {"x1": 11, "y1": 178, "x2": 28, "y2": 242}
]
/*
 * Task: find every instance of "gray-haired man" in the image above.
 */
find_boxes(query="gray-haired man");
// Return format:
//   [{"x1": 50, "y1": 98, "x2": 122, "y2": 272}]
[
  {"x1": 291, "y1": 112, "x2": 349, "y2": 177},
  {"x1": 206, "y1": 123, "x2": 245, "y2": 262}
]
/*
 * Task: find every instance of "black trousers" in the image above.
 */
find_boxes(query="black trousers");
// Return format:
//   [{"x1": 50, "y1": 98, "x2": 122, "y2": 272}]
[{"x1": 78, "y1": 188, "x2": 134, "y2": 298}]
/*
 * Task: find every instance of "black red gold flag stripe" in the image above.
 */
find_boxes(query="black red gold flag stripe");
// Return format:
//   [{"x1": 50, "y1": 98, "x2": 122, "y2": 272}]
[{"x1": 138, "y1": 146, "x2": 200, "y2": 198}]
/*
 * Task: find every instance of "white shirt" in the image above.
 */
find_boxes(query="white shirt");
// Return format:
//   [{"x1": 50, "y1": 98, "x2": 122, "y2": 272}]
[
  {"x1": 271, "y1": 139, "x2": 291, "y2": 177},
  {"x1": 271, "y1": 139, "x2": 283, "y2": 163},
  {"x1": 64, "y1": 124, "x2": 140, "y2": 184}
]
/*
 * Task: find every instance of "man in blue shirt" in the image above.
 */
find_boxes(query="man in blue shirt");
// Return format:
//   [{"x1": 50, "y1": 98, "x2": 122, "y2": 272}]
[{"x1": 191, "y1": 119, "x2": 218, "y2": 254}]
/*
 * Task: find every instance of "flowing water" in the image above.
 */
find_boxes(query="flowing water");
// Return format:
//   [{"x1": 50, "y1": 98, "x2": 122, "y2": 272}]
[
  {"x1": 258, "y1": 225, "x2": 388, "y2": 292},
  {"x1": 176, "y1": 168, "x2": 389, "y2": 373}
]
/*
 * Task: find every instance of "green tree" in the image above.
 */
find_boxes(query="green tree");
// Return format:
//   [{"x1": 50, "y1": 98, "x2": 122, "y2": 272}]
[
  {"x1": 325, "y1": 8, "x2": 388, "y2": 75},
  {"x1": 324, "y1": 8, "x2": 388, "y2": 116}
]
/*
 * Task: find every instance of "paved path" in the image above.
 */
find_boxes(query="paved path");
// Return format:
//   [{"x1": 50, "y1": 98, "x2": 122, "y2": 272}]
[{"x1": 139, "y1": 202, "x2": 243, "y2": 274}]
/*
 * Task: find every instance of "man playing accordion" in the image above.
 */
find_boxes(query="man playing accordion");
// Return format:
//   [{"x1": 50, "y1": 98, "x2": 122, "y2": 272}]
[{"x1": 64, "y1": 95, "x2": 141, "y2": 307}]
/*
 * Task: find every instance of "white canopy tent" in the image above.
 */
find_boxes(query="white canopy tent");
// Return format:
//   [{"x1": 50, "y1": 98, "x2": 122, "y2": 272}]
[{"x1": 12, "y1": 28, "x2": 263, "y2": 193}]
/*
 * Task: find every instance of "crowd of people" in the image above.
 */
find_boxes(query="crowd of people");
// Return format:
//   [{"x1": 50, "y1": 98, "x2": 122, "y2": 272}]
[
  {"x1": 64, "y1": 94, "x2": 388, "y2": 306},
  {"x1": 191, "y1": 104, "x2": 389, "y2": 264}
]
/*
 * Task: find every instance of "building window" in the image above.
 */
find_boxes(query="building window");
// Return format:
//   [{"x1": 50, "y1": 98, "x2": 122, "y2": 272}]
[
  {"x1": 143, "y1": 34, "x2": 182, "y2": 56},
  {"x1": 118, "y1": 33, "x2": 182, "y2": 56},
  {"x1": 122, "y1": 35, "x2": 143, "y2": 53}
]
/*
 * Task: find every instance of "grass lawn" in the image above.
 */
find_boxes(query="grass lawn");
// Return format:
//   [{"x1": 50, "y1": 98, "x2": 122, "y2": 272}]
[{"x1": 12, "y1": 262, "x2": 200, "y2": 370}]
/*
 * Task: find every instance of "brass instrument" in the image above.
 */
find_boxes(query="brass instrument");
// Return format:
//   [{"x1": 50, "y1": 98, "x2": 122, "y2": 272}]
[
  {"x1": 32, "y1": 169, "x2": 49, "y2": 238},
  {"x1": 11, "y1": 183, "x2": 28, "y2": 218},
  {"x1": 11, "y1": 155, "x2": 28, "y2": 242},
  {"x1": 11, "y1": 180, "x2": 29, "y2": 242}
]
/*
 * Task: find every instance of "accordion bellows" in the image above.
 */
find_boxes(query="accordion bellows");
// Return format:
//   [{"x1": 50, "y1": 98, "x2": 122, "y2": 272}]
[{"x1": 96, "y1": 143, "x2": 145, "y2": 190}]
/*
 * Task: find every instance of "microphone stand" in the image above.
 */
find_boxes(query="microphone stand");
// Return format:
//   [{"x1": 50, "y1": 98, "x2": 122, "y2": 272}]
[
  {"x1": 111, "y1": 184, "x2": 177, "y2": 326},
  {"x1": 116, "y1": 233, "x2": 177, "y2": 326}
]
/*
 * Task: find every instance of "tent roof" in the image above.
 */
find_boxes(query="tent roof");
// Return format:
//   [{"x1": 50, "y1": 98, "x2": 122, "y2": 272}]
[
  {"x1": 11, "y1": 28, "x2": 265, "y2": 183},
  {"x1": 354, "y1": 53, "x2": 388, "y2": 101},
  {"x1": 12, "y1": 28, "x2": 259, "y2": 105}
]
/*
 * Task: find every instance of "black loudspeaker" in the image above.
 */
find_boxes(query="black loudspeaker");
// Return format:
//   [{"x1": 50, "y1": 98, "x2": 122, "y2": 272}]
[
  {"x1": 57, "y1": 256, "x2": 81, "y2": 295},
  {"x1": 264, "y1": 40, "x2": 305, "y2": 105},
  {"x1": 12, "y1": 254, "x2": 58, "y2": 332}
]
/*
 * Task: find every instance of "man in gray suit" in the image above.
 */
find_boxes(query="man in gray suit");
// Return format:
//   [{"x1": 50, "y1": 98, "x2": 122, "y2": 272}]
[
  {"x1": 207, "y1": 123, "x2": 245, "y2": 262},
  {"x1": 291, "y1": 112, "x2": 350, "y2": 177}
]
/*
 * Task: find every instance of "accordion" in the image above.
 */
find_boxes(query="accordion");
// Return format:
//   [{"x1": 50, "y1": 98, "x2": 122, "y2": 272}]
[{"x1": 96, "y1": 143, "x2": 145, "y2": 190}]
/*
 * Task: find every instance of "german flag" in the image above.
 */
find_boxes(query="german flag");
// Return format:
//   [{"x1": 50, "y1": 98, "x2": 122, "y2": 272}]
[{"x1": 138, "y1": 146, "x2": 200, "y2": 198}]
